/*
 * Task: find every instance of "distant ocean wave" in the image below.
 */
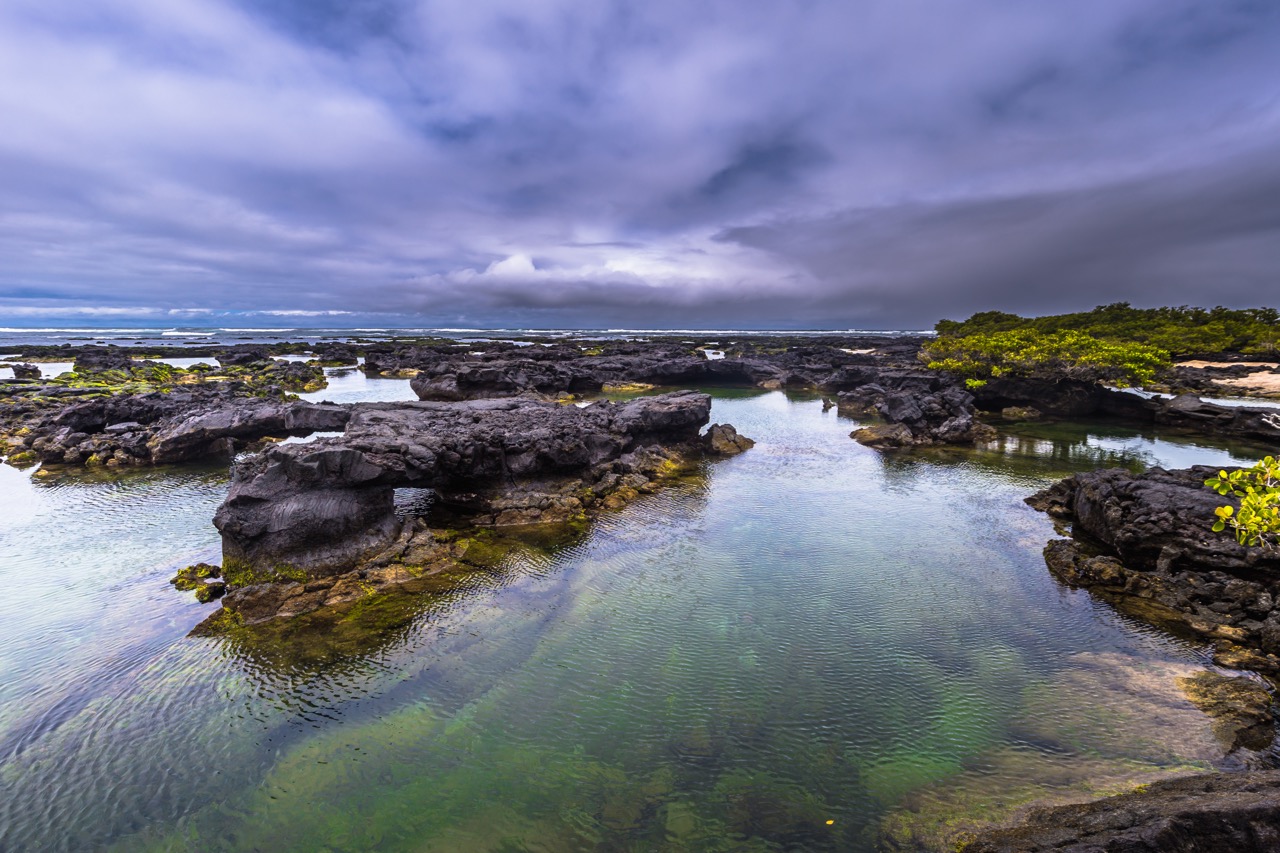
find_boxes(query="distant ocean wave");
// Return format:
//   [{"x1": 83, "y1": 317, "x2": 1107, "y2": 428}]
[
  {"x1": 0, "y1": 328, "x2": 160, "y2": 334},
  {"x1": 0, "y1": 326, "x2": 931, "y2": 349}
]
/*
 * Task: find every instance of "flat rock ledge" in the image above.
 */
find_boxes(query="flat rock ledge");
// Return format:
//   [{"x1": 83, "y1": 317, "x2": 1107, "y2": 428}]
[
  {"x1": 965, "y1": 770, "x2": 1280, "y2": 853},
  {"x1": 1028, "y1": 466, "x2": 1280, "y2": 671},
  {"x1": 198, "y1": 392, "x2": 747, "y2": 628},
  {"x1": 1, "y1": 386, "x2": 350, "y2": 468}
]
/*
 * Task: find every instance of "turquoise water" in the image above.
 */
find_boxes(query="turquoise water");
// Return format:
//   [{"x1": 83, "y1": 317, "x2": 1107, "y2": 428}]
[{"x1": 0, "y1": 388, "x2": 1270, "y2": 852}]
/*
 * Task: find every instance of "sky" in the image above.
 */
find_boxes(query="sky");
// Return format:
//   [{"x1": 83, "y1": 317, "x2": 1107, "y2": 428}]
[{"x1": 1, "y1": 0, "x2": 1278, "y2": 329}]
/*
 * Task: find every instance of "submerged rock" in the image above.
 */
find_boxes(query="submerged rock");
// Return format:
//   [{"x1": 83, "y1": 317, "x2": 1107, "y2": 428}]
[
  {"x1": 1015, "y1": 652, "x2": 1271, "y2": 768},
  {"x1": 964, "y1": 770, "x2": 1280, "y2": 852},
  {"x1": 880, "y1": 652, "x2": 1275, "y2": 852},
  {"x1": 1177, "y1": 671, "x2": 1275, "y2": 753},
  {"x1": 880, "y1": 748, "x2": 1205, "y2": 853}
]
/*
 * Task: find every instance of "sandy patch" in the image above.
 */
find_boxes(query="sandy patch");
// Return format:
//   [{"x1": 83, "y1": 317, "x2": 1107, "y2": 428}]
[
  {"x1": 1177, "y1": 360, "x2": 1278, "y2": 369},
  {"x1": 1220, "y1": 372, "x2": 1280, "y2": 394}
]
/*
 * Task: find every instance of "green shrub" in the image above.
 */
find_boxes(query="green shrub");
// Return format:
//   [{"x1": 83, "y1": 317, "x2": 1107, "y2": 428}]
[
  {"x1": 923, "y1": 329, "x2": 1170, "y2": 387},
  {"x1": 1205, "y1": 458, "x2": 1280, "y2": 549},
  {"x1": 935, "y1": 303, "x2": 1280, "y2": 356}
]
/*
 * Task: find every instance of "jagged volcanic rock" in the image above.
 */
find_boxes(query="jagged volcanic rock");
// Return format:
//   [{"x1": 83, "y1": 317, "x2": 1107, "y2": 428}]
[
  {"x1": 837, "y1": 371, "x2": 998, "y2": 446},
  {"x1": 1028, "y1": 466, "x2": 1280, "y2": 575},
  {"x1": 7, "y1": 387, "x2": 349, "y2": 466},
  {"x1": 1029, "y1": 467, "x2": 1280, "y2": 670}
]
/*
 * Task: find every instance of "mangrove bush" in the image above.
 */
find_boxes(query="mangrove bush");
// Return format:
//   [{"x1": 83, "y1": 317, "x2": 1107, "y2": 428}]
[
  {"x1": 936, "y1": 303, "x2": 1280, "y2": 356},
  {"x1": 1205, "y1": 458, "x2": 1280, "y2": 549},
  {"x1": 922, "y1": 328, "x2": 1170, "y2": 388}
]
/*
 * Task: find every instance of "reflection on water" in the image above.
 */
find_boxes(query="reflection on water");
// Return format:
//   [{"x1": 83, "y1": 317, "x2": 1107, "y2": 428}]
[
  {"x1": 298, "y1": 366, "x2": 420, "y2": 405},
  {"x1": 1117, "y1": 385, "x2": 1280, "y2": 410},
  {"x1": 0, "y1": 391, "x2": 1270, "y2": 852}
]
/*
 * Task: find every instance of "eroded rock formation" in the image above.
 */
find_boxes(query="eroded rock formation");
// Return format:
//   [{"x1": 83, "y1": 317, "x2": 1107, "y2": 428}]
[{"x1": 214, "y1": 391, "x2": 714, "y2": 577}]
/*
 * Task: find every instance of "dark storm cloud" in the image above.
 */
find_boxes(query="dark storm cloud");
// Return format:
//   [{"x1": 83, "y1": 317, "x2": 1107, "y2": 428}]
[
  {"x1": 1, "y1": 0, "x2": 1278, "y2": 327},
  {"x1": 716, "y1": 144, "x2": 1280, "y2": 328}
]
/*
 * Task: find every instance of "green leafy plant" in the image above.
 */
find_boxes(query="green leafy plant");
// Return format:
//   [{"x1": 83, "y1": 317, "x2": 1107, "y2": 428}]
[
  {"x1": 936, "y1": 303, "x2": 1280, "y2": 356},
  {"x1": 1205, "y1": 457, "x2": 1280, "y2": 548},
  {"x1": 924, "y1": 329, "x2": 1170, "y2": 387}
]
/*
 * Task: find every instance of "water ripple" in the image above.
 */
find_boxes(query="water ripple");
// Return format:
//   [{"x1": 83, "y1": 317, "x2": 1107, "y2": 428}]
[{"x1": 0, "y1": 394, "x2": 1265, "y2": 852}]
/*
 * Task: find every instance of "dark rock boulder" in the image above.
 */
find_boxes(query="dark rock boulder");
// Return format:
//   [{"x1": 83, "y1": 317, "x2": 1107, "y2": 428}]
[
  {"x1": 72, "y1": 347, "x2": 133, "y2": 373},
  {"x1": 1154, "y1": 395, "x2": 1280, "y2": 443},
  {"x1": 1030, "y1": 468, "x2": 1280, "y2": 669},
  {"x1": 10, "y1": 387, "x2": 351, "y2": 467},
  {"x1": 312, "y1": 344, "x2": 359, "y2": 365},
  {"x1": 704, "y1": 423, "x2": 755, "y2": 455},
  {"x1": 850, "y1": 423, "x2": 917, "y2": 449},
  {"x1": 409, "y1": 351, "x2": 786, "y2": 401},
  {"x1": 965, "y1": 770, "x2": 1280, "y2": 853},
  {"x1": 411, "y1": 357, "x2": 601, "y2": 401},
  {"x1": 973, "y1": 377, "x2": 1124, "y2": 418},
  {"x1": 216, "y1": 347, "x2": 273, "y2": 367},
  {"x1": 1029, "y1": 467, "x2": 1280, "y2": 576},
  {"x1": 838, "y1": 373, "x2": 997, "y2": 447},
  {"x1": 148, "y1": 401, "x2": 350, "y2": 464}
]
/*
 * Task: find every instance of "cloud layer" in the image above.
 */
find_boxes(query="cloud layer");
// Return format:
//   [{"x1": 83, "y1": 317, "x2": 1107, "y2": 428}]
[{"x1": 2, "y1": 0, "x2": 1278, "y2": 327}]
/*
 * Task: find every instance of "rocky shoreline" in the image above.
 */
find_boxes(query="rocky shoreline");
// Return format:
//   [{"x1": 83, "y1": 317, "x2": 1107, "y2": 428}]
[
  {"x1": 5, "y1": 337, "x2": 1279, "y2": 472},
  {"x1": 1028, "y1": 466, "x2": 1280, "y2": 673},
  {"x1": 939, "y1": 464, "x2": 1280, "y2": 852}
]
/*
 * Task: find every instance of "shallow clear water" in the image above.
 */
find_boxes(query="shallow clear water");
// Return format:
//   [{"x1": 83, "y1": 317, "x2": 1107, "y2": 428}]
[
  {"x1": 0, "y1": 388, "x2": 1271, "y2": 852},
  {"x1": 298, "y1": 366, "x2": 421, "y2": 405}
]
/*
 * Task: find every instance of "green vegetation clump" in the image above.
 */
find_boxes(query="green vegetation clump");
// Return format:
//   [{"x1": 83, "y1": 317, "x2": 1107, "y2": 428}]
[
  {"x1": 1205, "y1": 458, "x2": 1280, "y2": 548},
  {"x1": 220, "y1": 559, "x2": 308, "y2": 589},
  {"x1": 924, "y1": 328, "x2": 1169, "y2": 387},
  {"x1": 48, "y1": 359, "x2": 326, "y2": 395},
  {"x1": 170, "y1": 563, "x2": 221, "y2": 590},
  {"x1": 936, "y1": 303, "x2": 1280, "y2": 356}
]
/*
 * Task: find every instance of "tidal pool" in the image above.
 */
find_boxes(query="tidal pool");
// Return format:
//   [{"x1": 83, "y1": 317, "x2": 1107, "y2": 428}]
[{"x1": 0, "y1": 388, "x2": 1271, "y2": 852}]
